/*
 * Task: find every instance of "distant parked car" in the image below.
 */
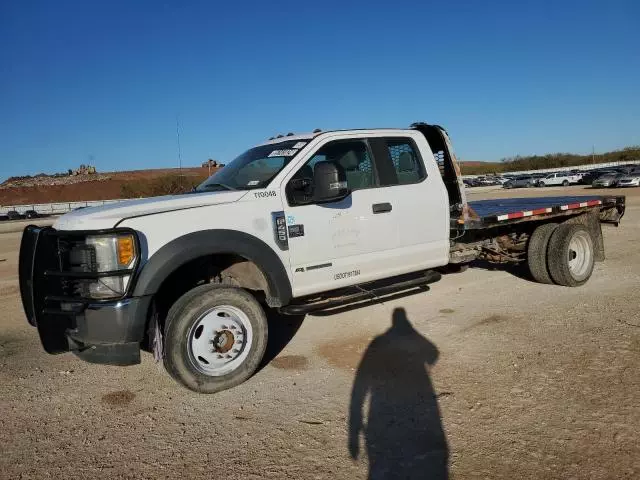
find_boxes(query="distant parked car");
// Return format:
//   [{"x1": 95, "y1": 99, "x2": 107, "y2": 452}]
[
  {"x1": 615, "y1": 174, "x2": 640, "y2": 188},
  {"x1": 476, "y1": 176, "x2": 502, "y2": 186},
  {"x1": 463, "y1": 178, "x2": 481, "y2": 187},
  {"x1": 536, "y1": 172, "x2": 580, "y2": 187},
  {"x1": 581, "y1": 169, "x2": 618, "y2": 185},
  {"x1": 24, "y1": 210, "x2": 38, "y2": 219},
  {"x1": 592, "y1": 173, "x2": 624, "y2": 188},
  {"x1": 503, "y1": 175, "x2": 536, "y2": 188},
  {"x1": 6, "y1": 210, "x2": 22, "y2": 220}
]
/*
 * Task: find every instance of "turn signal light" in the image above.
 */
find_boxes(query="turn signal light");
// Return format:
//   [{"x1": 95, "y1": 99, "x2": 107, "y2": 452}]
[{"x1": 117, "y1": 235, "x2": 135, "y2": 266}]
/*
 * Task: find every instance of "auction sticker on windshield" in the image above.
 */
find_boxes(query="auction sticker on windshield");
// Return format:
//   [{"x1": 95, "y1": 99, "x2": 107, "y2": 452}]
[{"x1": 268, "y1": 149, "x2": 298, "y2": 157}]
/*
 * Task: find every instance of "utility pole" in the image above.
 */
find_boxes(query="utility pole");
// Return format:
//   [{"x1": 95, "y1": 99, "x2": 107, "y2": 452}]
[
  {"x1": 176, "y1": 116, "x2": 183, "y2": 171},
  {"x1": 592, "y1": 145, "x2": 595, "y2": 165},
  {"x1": 176, "y1": 115, "x2": 183, "y2": 189}
]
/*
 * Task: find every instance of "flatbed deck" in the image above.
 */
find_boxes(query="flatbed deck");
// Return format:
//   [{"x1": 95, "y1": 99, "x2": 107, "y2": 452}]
[{"x1": 465, "y1": 195, "x2": 625, "y2": 229}]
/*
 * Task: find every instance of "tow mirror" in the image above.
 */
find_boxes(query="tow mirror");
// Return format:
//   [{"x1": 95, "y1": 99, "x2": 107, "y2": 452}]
[
  {"x1": 313, "y1": 161, "x2": 350, "y2": 203},
  {"x1": 289, "y1": 177, "x2": 314, "y2": 204}
]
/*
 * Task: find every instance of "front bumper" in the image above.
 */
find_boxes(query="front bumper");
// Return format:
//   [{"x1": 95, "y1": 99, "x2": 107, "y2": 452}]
[{"x1": 19, "y1": 225, "x2": 150, "y2": 366}]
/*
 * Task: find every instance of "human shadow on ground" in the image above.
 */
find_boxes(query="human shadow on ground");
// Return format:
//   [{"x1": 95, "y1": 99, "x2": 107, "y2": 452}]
[{"x1": 349, "y1": 308, "x2": 448, "y2": 480}]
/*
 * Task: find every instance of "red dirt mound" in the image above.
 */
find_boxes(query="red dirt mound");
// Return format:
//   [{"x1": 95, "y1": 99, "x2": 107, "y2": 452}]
[{"x1": 0, "y1": 167, "x2": 213, "y2": 206}]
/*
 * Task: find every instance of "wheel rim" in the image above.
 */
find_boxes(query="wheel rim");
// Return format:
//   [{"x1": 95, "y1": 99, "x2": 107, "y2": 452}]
[
  {"x1": 567, "y1": 231, "x2": 593, "y2": 280},
  {"x1": 187, "y1": 305, "x2": 254, "y2": 377}
]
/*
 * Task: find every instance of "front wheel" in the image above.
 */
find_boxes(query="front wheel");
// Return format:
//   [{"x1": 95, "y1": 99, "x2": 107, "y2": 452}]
[
  {"x1": 164, "y1": 284, "x2": 268, "y2": 393},
  {"x1": 538, "y1": 181, "x2": 546, "y2": 187},
  {"x1": 547, "y1": 224, "x2": 595, "y2": 287},
  {"x1": 562, "y1": 180, "x2": 570, "y2": 186}
]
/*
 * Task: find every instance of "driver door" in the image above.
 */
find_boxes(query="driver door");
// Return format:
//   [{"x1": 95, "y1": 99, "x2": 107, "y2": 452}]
[{"x1": 281, "y1": 138, "x2": 398, "y2": 297}]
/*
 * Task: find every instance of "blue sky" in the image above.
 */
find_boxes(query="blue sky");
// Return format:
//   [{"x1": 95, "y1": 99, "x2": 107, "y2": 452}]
[{"x1": 1, "y1": 0, "x2": 638, "y2": 179}]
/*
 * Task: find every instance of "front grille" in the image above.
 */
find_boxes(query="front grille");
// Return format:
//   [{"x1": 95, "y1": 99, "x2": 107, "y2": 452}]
[{"x1": 18, "y1": 226, "x2": 140, "y2": 354}]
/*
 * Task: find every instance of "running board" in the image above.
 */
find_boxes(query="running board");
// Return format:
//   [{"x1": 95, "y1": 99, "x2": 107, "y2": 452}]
[{"x1": 279, "y1": 270, "x2": 442, "y2": 315}]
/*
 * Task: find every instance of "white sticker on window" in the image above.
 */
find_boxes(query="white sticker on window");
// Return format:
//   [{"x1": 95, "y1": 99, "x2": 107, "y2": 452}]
[
  {"x1": 293, "y1": 142, "x2": 307, "y2": 149},
  {"x1": 329, "y1": 181, "x2": 348, "y2": 190},
  {"x1": 247, "y1": 180, "x2": 260, "y2": 186},
  {"x1": 268, "y1": 149, "x2": 298, "y2": 157}
]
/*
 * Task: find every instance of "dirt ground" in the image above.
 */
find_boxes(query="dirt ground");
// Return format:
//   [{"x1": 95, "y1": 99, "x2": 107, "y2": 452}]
[{"x1": 1, "y1": 185, "x2": 638, "y2": 479}]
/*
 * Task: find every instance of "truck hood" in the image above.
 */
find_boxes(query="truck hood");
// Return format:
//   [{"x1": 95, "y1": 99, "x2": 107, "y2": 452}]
[{"x1": 54, "y1": 190, "x2": 247, "y2": 230}]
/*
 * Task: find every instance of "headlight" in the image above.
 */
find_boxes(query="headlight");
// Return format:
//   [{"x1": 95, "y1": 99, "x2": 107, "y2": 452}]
[{"x1": 70, "y1": 233, "x2": 138, "y2": 299}]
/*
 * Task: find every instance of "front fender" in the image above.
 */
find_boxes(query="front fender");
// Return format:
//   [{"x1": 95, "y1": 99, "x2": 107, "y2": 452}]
[{"x1": 131, "y1": 229, "x2": 292, "y2": 307}]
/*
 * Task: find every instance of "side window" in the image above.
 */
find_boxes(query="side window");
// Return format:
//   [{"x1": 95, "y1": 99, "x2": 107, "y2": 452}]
[
  {"x1": 290, "y1": 140, "x2": 377, "y2": 193},
  {"x1": 386, "y1": 139, "x2": 426, "y2": 185}
]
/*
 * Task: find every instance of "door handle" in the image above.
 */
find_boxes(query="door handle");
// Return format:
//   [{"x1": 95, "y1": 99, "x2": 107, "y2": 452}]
[{"x1": 372, "y1": 203, "x2": 392, "y2": 214}]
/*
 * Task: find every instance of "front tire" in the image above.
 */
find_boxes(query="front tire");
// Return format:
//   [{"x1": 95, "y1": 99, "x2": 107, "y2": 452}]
[
  {"x1": 562, "y1": 180, "x2": 570, "y2": 186},
  {"x1": 164, "y1": 284, "x2": 268, "y2": 393},
  {"x1": 547, "y1": 224, "x2": 595, "y2": 287},
  {"x1": 538, "y1": 181, "x2": 545, "y2": 187},
  {"x1": 527, "y1": 223, "x2": 557, "y2": 284}
]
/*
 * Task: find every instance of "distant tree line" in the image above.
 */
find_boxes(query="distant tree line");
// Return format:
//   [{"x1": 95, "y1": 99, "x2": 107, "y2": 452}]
[{"x1": 461, "y1": 146, "x2": 640, "y2": 175}]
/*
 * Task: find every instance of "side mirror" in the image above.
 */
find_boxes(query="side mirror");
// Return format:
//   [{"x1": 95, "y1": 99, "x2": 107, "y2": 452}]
[
  {"x1": 288, "y1": 177, "x2": 314, "y2": 204},
  {"x1": 313, "y1": 161, "x2": 350, "y2": 203}
]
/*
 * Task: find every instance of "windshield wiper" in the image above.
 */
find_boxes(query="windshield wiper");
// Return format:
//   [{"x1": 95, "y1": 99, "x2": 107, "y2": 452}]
[{"x1": 198, "y1": 182, "x2": 237, "y2": 192}]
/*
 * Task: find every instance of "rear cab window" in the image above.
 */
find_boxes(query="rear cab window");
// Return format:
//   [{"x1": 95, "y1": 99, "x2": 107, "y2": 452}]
[{"x1": 370, "y1": 137, "x2": 427, "y2": 187}]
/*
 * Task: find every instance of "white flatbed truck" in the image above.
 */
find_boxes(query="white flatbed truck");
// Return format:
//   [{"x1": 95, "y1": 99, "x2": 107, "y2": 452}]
[{"x1": 19, "y1": 123, "x2": 625, "y2": 392}]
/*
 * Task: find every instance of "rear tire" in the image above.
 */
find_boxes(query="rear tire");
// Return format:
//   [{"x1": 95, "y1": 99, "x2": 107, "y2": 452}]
[
  {"x1": 527, "y1": 223, "x2": 557, "y2": 284},
  {"x1": 164, "y1": 284, "x2": 268, "y2": 393},
  {"x1": 547, "y1": 224, "x2": 595, "y2": 287}
]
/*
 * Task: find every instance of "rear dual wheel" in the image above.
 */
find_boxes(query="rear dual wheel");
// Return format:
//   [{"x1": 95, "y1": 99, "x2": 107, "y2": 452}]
[
  {"x1": 527, "y1": 223, "x2": 595, "y2": 287},
  {"x1": 527, "y1": 223, "x2": 557, "y2": 284},
  {"x1": 547, "y1": 224, "x2": 595, "y2": 286}
]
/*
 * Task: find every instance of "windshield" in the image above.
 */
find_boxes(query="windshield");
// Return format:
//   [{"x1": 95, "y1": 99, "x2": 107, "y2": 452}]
[{"x1": 197, "y1": 139, "x2": 307, "y2": 192}]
